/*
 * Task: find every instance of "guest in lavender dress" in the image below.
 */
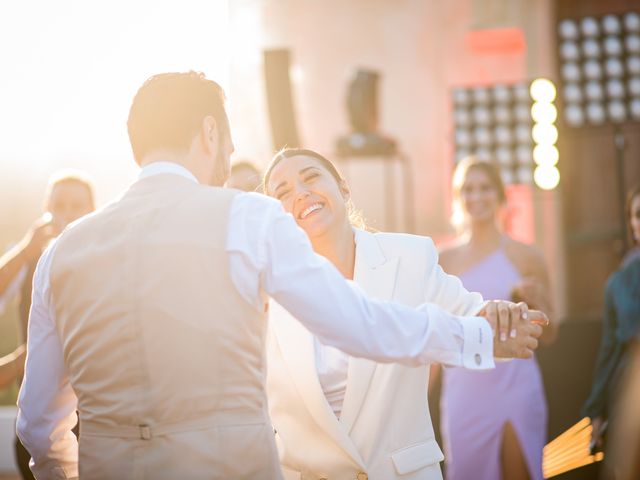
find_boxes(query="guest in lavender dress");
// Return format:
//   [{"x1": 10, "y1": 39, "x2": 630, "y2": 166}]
[{"x1": 438, "y1": 157, "x2": 557, "y2": 480}]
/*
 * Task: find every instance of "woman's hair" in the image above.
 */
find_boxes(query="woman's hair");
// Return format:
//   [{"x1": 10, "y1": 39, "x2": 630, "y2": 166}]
[
  {"x1": 626, "y1": 184, "x2": 640, "y2": 245},
  {"x1": 263, "y1": 148, "x2": 365, "y2": 229},
  {"x1": 450, "y1": 156, "x2": 506, "y2": 230}
]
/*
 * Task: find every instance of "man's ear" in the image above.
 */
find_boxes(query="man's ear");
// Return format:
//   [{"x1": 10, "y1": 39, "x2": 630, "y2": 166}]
[
  {"x1": 200, "y1": 115, "x2": 218, "y2": 154},
  {"x1": 339, "y1": 179, "x2": 351, "y2": 201}
]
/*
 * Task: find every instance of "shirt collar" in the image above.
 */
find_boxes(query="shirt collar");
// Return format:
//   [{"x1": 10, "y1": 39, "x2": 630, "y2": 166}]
[{"x1": 138, "y1": 161, "x2": 199, "y2": 184}]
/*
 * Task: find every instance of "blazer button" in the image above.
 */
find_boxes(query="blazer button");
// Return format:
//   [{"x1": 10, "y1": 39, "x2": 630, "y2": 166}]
[
  {"x1": 475, "y1": 353, "x2": 482, "y2": 365},
  {"x1": 356, "y1": 473, "x2": 368, "y2": 480}
]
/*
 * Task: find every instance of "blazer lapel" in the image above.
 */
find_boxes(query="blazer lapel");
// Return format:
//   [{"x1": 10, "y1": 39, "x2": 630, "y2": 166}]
[
  {"x1": 340, "y1": 229, "x2": 399, "y2": 434},
  {"x1": 270, "y1": 301, "x2": 367, "y2": 467}
]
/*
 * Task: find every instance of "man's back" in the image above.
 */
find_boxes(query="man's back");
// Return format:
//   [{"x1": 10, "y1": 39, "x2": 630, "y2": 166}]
[{"x1": 49, "y1": 173, "x2": 278, "y2": 479}]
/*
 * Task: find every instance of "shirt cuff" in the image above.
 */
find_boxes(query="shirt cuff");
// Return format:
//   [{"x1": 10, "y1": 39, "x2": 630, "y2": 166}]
[{"x1": 460, "y1": 316, "x2": 495, "y2": 370}]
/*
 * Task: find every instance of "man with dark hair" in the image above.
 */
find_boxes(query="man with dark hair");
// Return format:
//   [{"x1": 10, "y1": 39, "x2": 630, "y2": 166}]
[{"x1": 17, "y1": 71, "x2": 543, "y2": 479}]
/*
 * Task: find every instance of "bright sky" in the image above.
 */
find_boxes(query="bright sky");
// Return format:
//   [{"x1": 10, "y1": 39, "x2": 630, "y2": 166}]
[{"x1": 0, "y1": 0, "x2": 229, "y2": 208}]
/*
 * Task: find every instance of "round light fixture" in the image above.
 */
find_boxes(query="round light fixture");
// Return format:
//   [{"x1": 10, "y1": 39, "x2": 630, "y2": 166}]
[
  {"x1": 530, "y1": 78, "x2": 557, "y2": 102},
  {"x1": 533, "y1": 144, "x2": 560, "y2": 166},
  {"x1": 531, "y1": 102, "x2": 558, "y2": 124},
  {"x1": 532, "y1": 124, "x2": 559, "y2": 145},
  {"x1": 534, "y1": 165, "x2": 560, "y2": 190},
  {"x1": 559, "y1": 19, "x2": 579, "y2": 40}
]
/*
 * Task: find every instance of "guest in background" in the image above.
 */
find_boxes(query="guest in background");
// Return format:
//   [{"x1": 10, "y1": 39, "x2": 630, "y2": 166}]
[
  {"x1": 263, "y1": 149, "x2": 547, "y2": 480},
  {"x1": 0, "y1": 170, "x2": 94, "y2": 480},
  {"x1": 582, "y1": 185, "x2": 640, "y2": 462},
  {"x1": 438, "y1": 157, "x2": 556, "y2": 480},
  {"x1": 226, "y1": 159, "x2": 261, "y2": 192}
]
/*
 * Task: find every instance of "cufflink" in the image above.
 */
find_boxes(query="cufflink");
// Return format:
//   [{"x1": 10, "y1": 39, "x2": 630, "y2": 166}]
[{"x1": 474, "y1": 353, "x2": 482, "y2": 365}]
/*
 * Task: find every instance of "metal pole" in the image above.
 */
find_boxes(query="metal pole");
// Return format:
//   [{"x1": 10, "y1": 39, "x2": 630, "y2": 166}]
[{"x1": 613, "y1": 126, "x2": 628, "y2": 255}]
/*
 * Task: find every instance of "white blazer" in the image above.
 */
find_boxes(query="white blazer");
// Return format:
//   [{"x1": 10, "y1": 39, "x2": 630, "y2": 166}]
[{"x1": 266, "y1": 229, "x2": 485, "y2": 480}]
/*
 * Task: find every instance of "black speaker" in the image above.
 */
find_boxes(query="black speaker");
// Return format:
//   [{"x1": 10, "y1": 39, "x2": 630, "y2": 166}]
[{"x1": 263, "y1": 49, "x2": 300, "y2": 151}]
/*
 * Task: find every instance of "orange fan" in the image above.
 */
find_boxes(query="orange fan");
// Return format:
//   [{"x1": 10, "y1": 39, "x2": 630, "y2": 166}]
[{"x1": 543, "y1": 417, "x2": 604, "y2": 478}]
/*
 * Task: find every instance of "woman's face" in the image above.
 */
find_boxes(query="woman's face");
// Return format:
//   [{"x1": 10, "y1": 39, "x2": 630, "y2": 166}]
[
  {"x1": 46, "y1": 181, "x2": 94, "y2": 233},
  {"x1": 630, "y1": 193, "x2": 640, "y2": 244},
  {"x1": 459, "y1": 167, "x2": 501, "y2": 224},
  {"x1": 267, "y1": 155, "x2": 349, "y2": 239}
]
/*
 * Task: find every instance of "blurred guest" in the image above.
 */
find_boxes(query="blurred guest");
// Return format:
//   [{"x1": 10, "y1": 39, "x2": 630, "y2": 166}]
[
  {"x1": 0, "y1": 170, "x2": 94, "y2": 480},
  {"x1": 263, "y1": 149, "x2": 546, "y2": 480},
  {"x1": 439, "y1": 157, "x2": 556, "y2": 480},
  {"x1": 226, "y1": 159, "x2": 261, "y2": 192},
  {"x1": 603, "y1": 343, "x2": 640, "y2": 480},
  {"x1": 582, "y1": 185, "x2": 640, "y2": 463},
  {"x1": 0, "y1": 345, "x2": 25, "y2": 389}
]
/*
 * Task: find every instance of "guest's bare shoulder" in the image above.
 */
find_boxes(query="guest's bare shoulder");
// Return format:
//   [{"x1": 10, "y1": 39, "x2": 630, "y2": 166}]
[
  {"x1": 503, "y1": 236, "x2": 546, "y2": 277},
  {"x1": 438, "y1": 241, "x2": 468, "y2": 276}
]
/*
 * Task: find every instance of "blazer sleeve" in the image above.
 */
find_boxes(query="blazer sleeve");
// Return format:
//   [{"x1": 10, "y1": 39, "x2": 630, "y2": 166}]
[{"x1": 421, "y1": 237, "x2": 484, "y2": 316}]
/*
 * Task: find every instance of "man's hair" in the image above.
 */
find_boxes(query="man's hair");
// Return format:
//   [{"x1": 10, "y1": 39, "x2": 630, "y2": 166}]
[
  {"x1": 45, "y1": 169, "x2": 95, "y2": 208},
  {"x1": 127, "y1": 71, "x2": 227, "y2": 164}
]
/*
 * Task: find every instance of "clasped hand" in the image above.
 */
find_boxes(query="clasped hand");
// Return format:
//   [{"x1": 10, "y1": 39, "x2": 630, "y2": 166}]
[{"x1": 478, "y1": 300, "x2": 549, "y2": 359}]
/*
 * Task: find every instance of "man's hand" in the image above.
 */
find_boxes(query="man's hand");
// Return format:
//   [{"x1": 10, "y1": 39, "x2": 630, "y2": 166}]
[{"x1": 478, "y1": 300, "x2": 548, "y2": 359}]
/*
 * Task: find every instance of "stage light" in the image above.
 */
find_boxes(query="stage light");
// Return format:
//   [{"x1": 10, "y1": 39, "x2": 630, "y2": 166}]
[
  {"x1": 624, "y1": 12, "x2": 640, "y2": 32},
  {"x1": 532, "y1": 102, "x2": 558, "y2": 124},
  {"x1": 496, "y1": 146, "x2": 512, "y2": 164},
  {"x1": 606, "y1": 79, "x2": 625, "y2": 98},
  {"x1": 514, "y1": 84, "x2": 530, "y2": 102},
  {"x1": 516, "y1": 144, "x2": 532, "y2": 163},
  {"x1": 560, "y1": 41, "x2": 580, "y2": 61},
  {"x1": 562, "y1": 63, "x2": 581, "y2": 82},
  {"x1": 453, "y1": 88, "x2": 470, "y2": 106},
  {"x1": 627, "y1": 56, "x2": 640, "y2": 74},
  {"x1": 604, "y1": 36, "x2": 624, "y2": 56},
  {"x1": 473, "y1": 106, "x2": 492, "y2": 125},
  {"x1": 474, "y1": 126, "x2": 492, "y2": 146},
  {"x1": 476, "y1": 147, "x2": 491, "y2": 161},
  {"x1": 494, "y1": 125, "x2": 513, "y2": 145},
  {"x1": 517, "y1": 165, "x2": 534, "y2": 184},
  {"x1": 602, "y1": 15, "x2": 622, "y2": 35},
  {"x1": 605, "y1": 57, "x2": 625, "y2": 77},
  {"x1": 451, "y1": 80, "x2": 550, "y2": 187},
  {"x1": 454, "y1": 108, "x2": 471, "y2": 126},
  {"x1": 473, "y1": 87, "x2": 491, "y2": 104},
  {"x1": 533, "y1": 144, "x2": 560, "y2": 166},
  {"x1": 530, "y1": 79, "x2": 557, "y2": 102},
  {"x1": 585, "y1": 81, "x2": 604, "y2": 101},
  {"x1": 494, "y1": 105, "x2": 512, "y2": 123},
  {"x1": 515, "y1": 124, "x2": 531, "y2": 143},
  {"x1": 631, "y1": 98, "x2": 640, "y2": 119},
  {"x1": 629, "y1": 77, "x2": 640, "y2": 95},
  {"x1": 626, "y1": 35, "x2": 640, "y2": 53},
  {"x1": 607, "y1": 100, "x2": 627, "y2": 122},
  {"x1": 532, "y1": 124, "x2": 558, "y2": 145},
  {"x1": 492, "y1": 85, "x2": 511, "y2": 103},
  {"x1": 565, "y1": 104, "x2": 585, "y2": 126},
  {"x1": 581, "y1": 17, "x2": 600, "y2": 37},
  {"x1": 559, "y1": 19, "x2": 579, "y2": 40},
  {"x1": 515, "y1": 103, "x2": 531, "y2": 123},
  {"x1": 586, "y1": 102, "x2": 606, "y2": 123},
  {"x1": 534, "y1": 165, "x2": 560, "y2": 190},
  {"x1": 455, "y1": 128, "x2": 473, "y2": 148},
  {"x1": 564, "y1": 83, "x2": 583, "y2": 103},
  {"x1": 582, "y1": 39, "x2": 601, "y2": 58},
  {"x1": 456, "y1": 149, "x2": 471, "y2": 161},
  {"x1": 583, "y1": 60, "x2": 603, "y2": 80}
]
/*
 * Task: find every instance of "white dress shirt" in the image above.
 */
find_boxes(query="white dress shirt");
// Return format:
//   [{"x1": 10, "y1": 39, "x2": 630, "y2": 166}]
[{"x1": 17, "y1": 162, "x2": 494, "y2": 479}]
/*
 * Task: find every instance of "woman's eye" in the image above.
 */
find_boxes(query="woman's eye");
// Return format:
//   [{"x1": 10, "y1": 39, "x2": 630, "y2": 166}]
[
  {"x1": 276, "y1": 190, "x2": 291, "y2": 200},
  {"x1": 304, "y1": 173, "x2": 319, "y2": 182}
]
